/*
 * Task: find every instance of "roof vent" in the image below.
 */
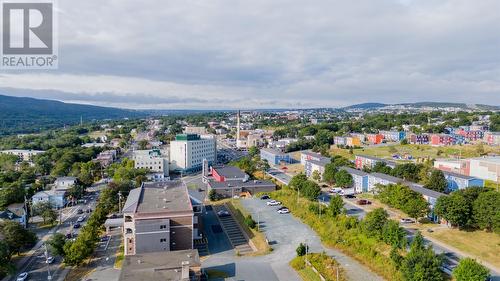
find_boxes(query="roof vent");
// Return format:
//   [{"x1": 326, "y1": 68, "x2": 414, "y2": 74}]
[{"x1": 137, "y1": 259, "x2": 141, "y2": 264}]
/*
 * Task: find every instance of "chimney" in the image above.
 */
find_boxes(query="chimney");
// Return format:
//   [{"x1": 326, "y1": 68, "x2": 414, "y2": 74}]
[{"x1": 236, "y1": 110, "x2": 240, "y2": 144}]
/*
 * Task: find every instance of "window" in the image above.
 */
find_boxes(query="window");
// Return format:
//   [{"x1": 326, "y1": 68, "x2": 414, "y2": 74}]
[
  {"x1": 160, "y1": 238, "x2": 167, "y2": 243},
  {"x1": 160, "y1": 225, "x2": 167, "y2": 229}
]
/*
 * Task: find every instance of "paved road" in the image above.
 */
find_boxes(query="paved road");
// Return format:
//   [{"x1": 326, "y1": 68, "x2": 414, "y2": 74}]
[
  {"x1": 5, "y1": 186, "x2": 103, "y2": 281},
  {"x1": 203, "y1": 198, "x2": 383, "y2": 281}
]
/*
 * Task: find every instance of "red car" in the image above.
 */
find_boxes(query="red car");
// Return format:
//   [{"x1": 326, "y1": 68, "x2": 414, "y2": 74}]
[{"x1": 356, "y1": 199, "x2": 372, "y2": 205}]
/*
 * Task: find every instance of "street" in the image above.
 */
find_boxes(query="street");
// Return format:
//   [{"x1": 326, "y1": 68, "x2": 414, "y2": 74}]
[{"x1": 5, "y1": 185, "x2": 104, "y2": 281}]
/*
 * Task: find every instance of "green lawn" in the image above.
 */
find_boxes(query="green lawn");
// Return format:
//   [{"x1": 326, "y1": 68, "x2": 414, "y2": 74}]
[{"x1": 332, "y1": 143, "x2": 500, "y2": 161}]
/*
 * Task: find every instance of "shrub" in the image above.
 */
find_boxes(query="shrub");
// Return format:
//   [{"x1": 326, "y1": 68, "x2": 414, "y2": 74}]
[
  {"x1": 244, "y1": 215, "x2": 256, "y2": 229},
  {"x1": 296, "y1": 243, "x2": 308, "y2": 257}
]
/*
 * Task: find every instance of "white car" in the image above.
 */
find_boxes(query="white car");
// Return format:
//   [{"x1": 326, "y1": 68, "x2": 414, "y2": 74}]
[
  {"x1": 329, "y1": 188, "x2": 343, "y2": 194},
  {"x1": 77, "y1": 216, "x2": 85, "y2": 222},
  {"x1": 16, "y1": 272, "x2": 28, "y2": 281},
  {"x1": 277, "y1": 208, "x2": 290, "y2": 214},
  {"x1": 46, "y1": 256, "x2": 54, "y2": 264},
  {"x1": 400, "y1": 218, "x2": 416, "y2": 224},
  {"x1": 266, "y1": 200, "x2": 282, "y2": 206}
]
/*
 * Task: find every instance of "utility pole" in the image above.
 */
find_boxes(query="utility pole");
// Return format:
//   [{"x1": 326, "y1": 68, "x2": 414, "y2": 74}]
[
  {"x1": 44, "y1": 244, "x2": 52, "y2": 280},
  {"x1": 297, "y1": 189, "x2": 300, "y2": 204},
  {"x1": 118, "y1": 191, "x2": 122, "y2": 214},
  {"x1": 305, "y1": 239, "x2": 308, "y2": 266},
  {"x1": 318, "y1": 198, "x2": 321, "y2": 220}
]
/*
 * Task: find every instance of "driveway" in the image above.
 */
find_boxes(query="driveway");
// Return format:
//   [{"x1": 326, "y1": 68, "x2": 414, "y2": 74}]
[{"x1": 203, "y1": 198, "x2": 383, "y2": 281}]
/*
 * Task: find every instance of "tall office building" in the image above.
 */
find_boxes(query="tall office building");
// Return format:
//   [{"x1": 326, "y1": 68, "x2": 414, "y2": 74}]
[{"x1": 169, "y1": 134, "x2": 217, "y2": 173}]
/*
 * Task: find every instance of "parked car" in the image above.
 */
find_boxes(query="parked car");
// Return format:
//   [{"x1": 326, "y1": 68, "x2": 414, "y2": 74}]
[
  {"x1": 217, "y1": 210, "x2": 230, "y2": 217},
  {"x1": 400, "y1": 218, "x2": 415, "y2": 224},
  {"x1": 77, "y1": 216, "x2": 85, "y2": 222},
  {"x1": 277, "y1": 208, "x2": 290, "y2": 214},
  {"x1": 329, "y1": 188, "x2": 342, "y2": 194},
  {"x1": 77, "y1": 209, "x2": 83, "y2": 214},
  {"x1": 73, "y1": 223, "x2": 81, "y2": 229},
  {"x1": 260, "y1": 195, "x2": 270, "y2": 200},
  {"x1": 86, "y1": 209, "x2": 92, "y2": 213},
  {"x1": 344, "y1": 194, "x2": 356, "y2": 199},
  {"x1": 100, "y1": 235, "x2": 110, "y2": 242},
  {"x1": 266, "y1": 200, "x2": 282, "y2": 206},
  {"x1": 46, "y1": 256, "x2": 54, "y2": 264},
  {"x1": 356, "y1": 199, "x2": 372, "y2": 205},
  {"x1": 16, "y1": 272, "x2": 28, "y2": 281}
]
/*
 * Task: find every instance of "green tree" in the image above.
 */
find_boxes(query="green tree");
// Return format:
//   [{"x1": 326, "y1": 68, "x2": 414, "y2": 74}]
[
  {"x1": 301, "y1": 180, "x2": 321, "y2": 200},
  {"x1": 400, "y1": 231, "x2": 444, "y2": 281},
  {"x1": 452, "y1": 258, "x2": 490, "y2": 281},
  {"x1": 311, "y1": 170, "x2": 321, "y2": 182},
  {"x1": 244, "y1": 215, "x2": 256, "y2": 229},
  {"x1": 328, "y1": 195, "x2": 344, "y2": 217},
  {"x1": 473, "y1": 191, "x2": 500, "y2": 233},
  {"x1": 425, "y1": 169, "x2": 447, "y2": 193},
  {"x1": 138, "y1": 139, "x2": 148, "y2": 150},
  {"x1": 434, "y1": 192, "x2": 471, "y2": 228},
  {"x1": 334, "y1": 170, "x2": 353, "y2": 187},
  {"x1": 296, "y1": 243, "x2": 308, "y2": 257},
  {"x1": 289, "y1": 173, "x2": 308, "y2": 191},
  {"x1": 47, "y1": 233, "x2": 66, "y2": 256},
  {"x1": 0, "y1": 240, "x2": 14, "y2": 278},
  {"x1": 208, "y1": 189, "x2": 218, "y2": 201},
  {"x1": 0, "y1": 221, "x2": 37, "y2": 255},
  {"x1": 248, "y1": 146, "x2": 260, "y2": 158},
  {"x1": 363, "y1": 208, "x2": 389, "y2": 238},
  {"x1": 382, "y1": 220, "x2": 407, "y2": 249},
  {"x1": 322, "y1": 163, "x2": 337, "y2": 184}
]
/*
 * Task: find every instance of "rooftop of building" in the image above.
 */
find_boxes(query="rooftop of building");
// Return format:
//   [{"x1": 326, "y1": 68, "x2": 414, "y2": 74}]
[
  {"x1": 119, "y1": 249, "x2": 200, "y2": 281},
  {"x1": 208, "y1": 179, "x2": 275, "y2": 189},
  {"x1": 441, "y1": 170, "x2": 478, "y2": 180},
  {"x1": 122, "y1": 181, "x2": 193, "y2": 214},
  {"x1": 340, "y1": 166, "x2": 369, "y2": 177},
  {"x1": 301, "y1": 150, "x2": 323, "y2": 157},
  {"x1": 306, "y1": 158, "x2": 330, "y2": 167},
  {"x1": 405, "y1": 182, "x2": 447, "y2": 199},
  {"x1": 260, "y1": 147, "x2": 287, "y2": 156},
  {"x1": 369, "y1": 172, "x2": 403, "y2": 183},
  {"x1": 212, "y1": 165, "x2": 247, "y2": 179}
]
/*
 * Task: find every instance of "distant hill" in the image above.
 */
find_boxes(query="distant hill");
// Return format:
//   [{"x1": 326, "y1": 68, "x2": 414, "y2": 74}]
[
  {"x1": 0, "y1": 94, "x2": 146, "y2": 135},
  {"x1": 342, "y1": 103, "x2": 387, "y2": 110},
  {"x1": 343, "y1": 102, "x2": 499, "y2": 111}
]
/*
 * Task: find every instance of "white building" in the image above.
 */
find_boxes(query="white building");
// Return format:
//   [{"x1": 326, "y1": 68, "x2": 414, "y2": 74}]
[
  {"x1": 54, "y1": 176, "x2": 77, "y2": 191},
  {"x1": 0, "y1": 149, "x2": 45, "y2": 162},
  {"x1": 170, "y1": 134, "x2": 217, "y2": 173},
  {"x1": 133, "y1": 149, "x2": 169, "y2": 178}
]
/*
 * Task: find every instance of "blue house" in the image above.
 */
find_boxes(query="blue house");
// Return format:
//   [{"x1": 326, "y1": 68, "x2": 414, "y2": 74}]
[
  {"x1": 442, "y1": 171, "x2": 484, "y2": 192},
  {"x1": 340, "y1": 167, "x2": 369, "y2": 193},
  {"x1": 260, "y1": 148, "x2": 291, "y2": 165}
]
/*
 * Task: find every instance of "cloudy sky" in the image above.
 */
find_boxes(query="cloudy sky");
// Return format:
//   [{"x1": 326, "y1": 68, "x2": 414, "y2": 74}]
[{"x1": 1, "y1": 0, "x2": 500, "y2": 109}]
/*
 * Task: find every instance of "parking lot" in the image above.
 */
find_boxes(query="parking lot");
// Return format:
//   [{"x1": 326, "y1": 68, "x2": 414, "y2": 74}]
[{"x1": 202, "y1": 198, "x2": 384, "y2": 281}]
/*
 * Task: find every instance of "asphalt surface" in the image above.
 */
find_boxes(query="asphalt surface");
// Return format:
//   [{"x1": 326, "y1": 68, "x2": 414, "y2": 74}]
[
  {"x1": 5, "y1": 187, "x2": 102, "y2": 281},
  {"x1": 203, "y1": 198, "x2": 384, "y2": 281}
]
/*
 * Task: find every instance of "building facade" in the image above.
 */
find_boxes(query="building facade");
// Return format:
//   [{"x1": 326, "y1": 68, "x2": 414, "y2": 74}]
[
  {"x1": 133, "y1": 149, "x2": 169, "y2": 177},
  {"x1": 169, "y1": 134, "x2": 217, "y2": 173},
  {"x1": 442, "y1": 171, "x2": 484, "y2": 192},
  {"x1": 340, "y1": 167, "x2": 369, "y2": 193},
  {"x1": 260, "y1": 148, "x2": 291, "y2": 165},
  {"x1": 122, "y1": 181, "x2": 198, "y2": 256}
]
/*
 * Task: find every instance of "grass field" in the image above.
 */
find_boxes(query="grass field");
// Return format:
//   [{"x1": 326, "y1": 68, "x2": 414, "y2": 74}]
[
  {"x1": 290, "y1": 253, "x2": 347, "y2": 281},
  {"x1": 425, "y1": 228, "x2": 500, "y2": 268},
  {"x1": 331, "y1": 143, "x2": 500, "y2": 161}
]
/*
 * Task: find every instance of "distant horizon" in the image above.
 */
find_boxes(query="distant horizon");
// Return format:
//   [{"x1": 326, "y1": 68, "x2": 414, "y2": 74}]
[{"x1": 1, "y1": 93, "x2": 499, "y2": 111}]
